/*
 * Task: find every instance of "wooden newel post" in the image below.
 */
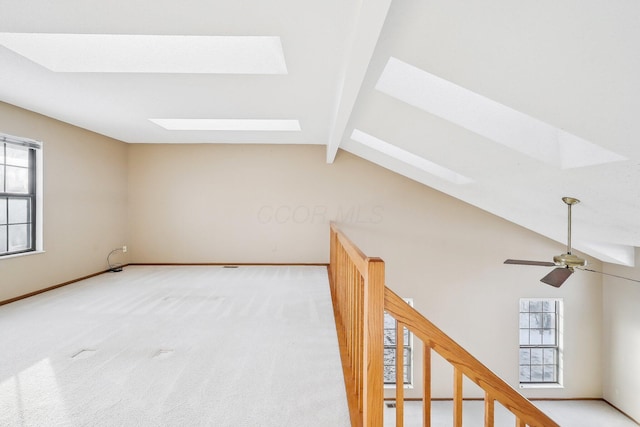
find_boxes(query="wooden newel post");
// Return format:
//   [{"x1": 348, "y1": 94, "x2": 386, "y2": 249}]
[{"x1": 363, "y1": 257, "x2": 385, "y2": 426}]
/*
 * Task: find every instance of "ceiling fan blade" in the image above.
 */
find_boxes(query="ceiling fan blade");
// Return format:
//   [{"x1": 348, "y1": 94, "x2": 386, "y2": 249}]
[
  {"x1": 504, "y1": 259, "x2": 556, "y2": 267},
  {"x1": 540, "y1": 267, "x2": 573, "y2": 287},
  {"x1": 577, "y1": 267, "x2": 640, "y2": 283}
]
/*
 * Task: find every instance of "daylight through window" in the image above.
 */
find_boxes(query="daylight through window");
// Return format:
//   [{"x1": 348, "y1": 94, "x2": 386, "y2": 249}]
[
  {"x1": 519, "y1": 298, "x2": 562, "y2": 386},
  {"x1": 384, "y1": 299, "x2": 413, "y2": 387},
  {"x1": 0, "y1": 134, "x2": 41, "y2": 257}
]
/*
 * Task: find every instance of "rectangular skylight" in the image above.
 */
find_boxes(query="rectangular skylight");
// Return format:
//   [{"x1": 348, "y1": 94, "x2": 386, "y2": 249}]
[
  {"x1": 150, "y1": 119, "x2": 301, "y2": 131},
  {"x1": 376, "y1": 57, "x2": 627, "y2": 169},
  {"x1": 351, "y1": 129, "x2": 473, "y2": 184},
  {"x1": 0, "y1": 33, "x2": 288, "y2": 74}
]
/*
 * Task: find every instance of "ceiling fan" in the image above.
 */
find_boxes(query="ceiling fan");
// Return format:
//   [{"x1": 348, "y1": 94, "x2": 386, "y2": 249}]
[{"x1": 504, "y1": 197, "x2": 640, "y2": 287}]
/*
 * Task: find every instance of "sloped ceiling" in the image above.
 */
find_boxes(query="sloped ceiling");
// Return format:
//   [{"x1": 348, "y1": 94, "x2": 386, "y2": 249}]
[{"x1": 1, "y1": 0, "x2": 639, "y2": 265}]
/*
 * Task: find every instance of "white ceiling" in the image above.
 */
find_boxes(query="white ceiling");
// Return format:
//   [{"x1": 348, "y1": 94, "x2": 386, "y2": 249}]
[{"x1": 1, "y1": 0, "x2": 639, "y2": 265}]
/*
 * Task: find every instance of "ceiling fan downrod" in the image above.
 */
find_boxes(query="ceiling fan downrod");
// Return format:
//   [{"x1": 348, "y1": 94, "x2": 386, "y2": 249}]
[
  {"x1": 552, "y1": 197, "x2": 586, "y2": 270},
  {"x1": 562, "y1": 197, "x2": 580, "y2": 255},
  {"x1": 505, "y1": 196, "x2": 638, "y2": 286}
]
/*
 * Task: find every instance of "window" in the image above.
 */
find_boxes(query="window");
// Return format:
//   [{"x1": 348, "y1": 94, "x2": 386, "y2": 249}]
[
  {"x1": 383, "y1": 299, "x2": 413, "y2": 387},
  {"x1": 519, "y1": 298, "x2": 563, "y2": 386},
  {"x1": 1, "y1": 133, "x2": 42, "y2": 257}
]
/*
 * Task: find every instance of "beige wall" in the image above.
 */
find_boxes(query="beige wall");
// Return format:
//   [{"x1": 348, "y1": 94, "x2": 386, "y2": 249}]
[
  {"x1": 0, "y1": 102, "x2": 128, "y2": 302},
  {"x1": 128, "y1": 143, "x2": 604, "y2": 398},
  {"x1": 0, "y1": 109, "x2": 607, "y2": 400},
  {"x1": 603, "y1": 253, "x2": 640, "y2": 422}
]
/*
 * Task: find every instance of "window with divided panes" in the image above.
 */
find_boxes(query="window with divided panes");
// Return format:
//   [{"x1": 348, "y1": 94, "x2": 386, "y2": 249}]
[
  {"x1": 383, "y1": 299, "x2": 413, "y2": 386},
  {"x1": 519, "y1": 298, "x2": 562, "y2": 385},
  {"x1": 1, "y1": 135, "x2": 39, "y2": 256}
]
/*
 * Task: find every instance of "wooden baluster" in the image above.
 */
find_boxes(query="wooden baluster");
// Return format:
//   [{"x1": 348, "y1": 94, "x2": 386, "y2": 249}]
[
  {"x1": 453, "y1": 367, "x2": 463, "y2": 427},
  {"x1": 364, "y1": 258, "x2": 385, "y2": 427},
  {"x1": 347, "y1": 259, "x2": 352, "y2": 366},
  {"x1": 344, "y1": 254, "x2": 349, "y2": 365},
  {"x1": 350, "y1": 261, "x2": 356, "y2": 406},
  {"x1": 350, "y1": 260, "x2": 355, "y2": 369},
  {"x1": 351, "y1": 263, "x2": 357, "y2": 408},
  {"x1": 331, "y1": 225, "x2": 562, "y2": 427},
  {"x1": 352, "y1": 263, "x2": 357, "y2": 371},
  {"x1": 344, "y1": 267, "x2": 349, "y2": 366},
  {"x1": 383, "y1": 287, "x2": 559, "y2": 427},
  {"x1": 356, "y1": 271, "x2": 363, "y2": 412},
  {"x1": 484, "y1": 391, "x2": 494, "y2": 427},
  {"x1": 330, "y1": 228, "x2": 335, "y2": 288},
  {"x1": 338, "y1": 247, "x2": 342, "y2": 313},
  {"x1": 396, "y1": 321, "x2": 405, "y2": 427},
  {"x1": 423, "y1": 344, "x2": 431, "y2": 427}
]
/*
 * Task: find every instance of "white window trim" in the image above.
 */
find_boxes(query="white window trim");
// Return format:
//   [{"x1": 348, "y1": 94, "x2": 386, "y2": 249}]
[
  {"x1": 1, "y1": 250, "x2": 46, "y2": 260},
  {"x1": 0, "y1": 133, "x2": 44, "y2": 259},
  {"x1": 518, "y1": 298, "x2": 564, "y2": 388},
  {"x1": 384, "y1": 298, "x2": 414, "y2": 389},
  {"x1": 520, "y1": 382, "x2": 564, "y2": 389}
]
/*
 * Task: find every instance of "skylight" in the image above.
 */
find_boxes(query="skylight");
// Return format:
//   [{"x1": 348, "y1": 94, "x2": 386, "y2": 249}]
[
  {"x1": 150, "y1": 119, "x2": 301, "y2": 131},
  {"x1": 0, "y1": 33, "x2": 288, "y2": 74},
  {"x1": 375, "y1": 57, "x2": 627, "y2": 169},
  {"x1": 350, "y1": 129, "x2": 473, "y2": 184}
]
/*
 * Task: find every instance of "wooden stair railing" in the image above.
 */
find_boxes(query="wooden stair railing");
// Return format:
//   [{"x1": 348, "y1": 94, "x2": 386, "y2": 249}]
[
  {"x1": 384, "y1": 288, "x2": 560, "y2": 427},
  {"x1": 329, "y1": 223, "x2": 384, "y2": 427},
  {"x1": 329, "y1": 223, "x2": 560, "y2": 427}
]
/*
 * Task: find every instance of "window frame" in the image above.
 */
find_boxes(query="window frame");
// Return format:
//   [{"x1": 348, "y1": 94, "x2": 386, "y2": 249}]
[
  {"x1": 0, "y1": 133, "x2": 43, "y2": 258},
  {"x1": 518, "y1": 298, "x2": 564, "y2": 388},
  {"x1": 383, "y1": 298, "x2": 414, "y2": 389}
]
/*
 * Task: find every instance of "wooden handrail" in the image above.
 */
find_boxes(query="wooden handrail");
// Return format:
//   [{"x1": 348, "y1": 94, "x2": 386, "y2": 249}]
[
  {"x1": 329, "y1": 223, "x2": 384, "y2": 426},
  {"x1": 329, "y1": 223, "x2": 560, "y2": 427},
  {"x1": 385, "y1": 288, "x2": 559, "y2": 426}
]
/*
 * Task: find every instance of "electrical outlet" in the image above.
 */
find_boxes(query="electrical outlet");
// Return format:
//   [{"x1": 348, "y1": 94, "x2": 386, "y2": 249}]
[{"x1": 122, "y1": 245, "x2": 128, "y2": 253}]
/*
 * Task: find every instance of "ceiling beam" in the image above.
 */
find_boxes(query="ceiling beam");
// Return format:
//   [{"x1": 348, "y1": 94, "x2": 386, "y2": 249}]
[{"x1": 326, "y1": 0, "x2": 393, "y2": 163}]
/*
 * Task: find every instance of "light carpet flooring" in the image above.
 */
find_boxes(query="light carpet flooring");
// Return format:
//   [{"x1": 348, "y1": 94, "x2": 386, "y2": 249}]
[
  {"x1": 383, "y1": 399, "x2": 638, "y2": 426},
  {"x1": 2, "y1": 266, "x2": 637, "y2": 427},
  {"x1": 0, "y1": 265, "x2": 350, "y2": 426}
]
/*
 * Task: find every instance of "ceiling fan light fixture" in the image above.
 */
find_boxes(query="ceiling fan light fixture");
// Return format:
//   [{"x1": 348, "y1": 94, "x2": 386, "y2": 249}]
[
  {"x1": 553, "y1": 253, "x2": 587, "y2": 268},
  {"x1": 506, "y1": 197, "x2": 638, "y2": 286}
]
